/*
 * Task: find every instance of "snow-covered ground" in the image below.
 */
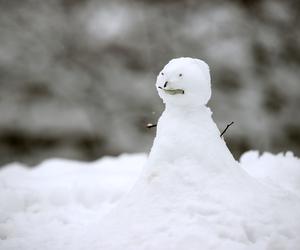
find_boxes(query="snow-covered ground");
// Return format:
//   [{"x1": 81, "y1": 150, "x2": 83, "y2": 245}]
[
  {"x1": 0, "y1": 151, "x2": 299, "y2": 250},
  {"x1": 0, "y1": 154, "x2": 145, "y2": 249},
  {"x1": 241, "y1": 151, "x2": 300, "y2": 197}
]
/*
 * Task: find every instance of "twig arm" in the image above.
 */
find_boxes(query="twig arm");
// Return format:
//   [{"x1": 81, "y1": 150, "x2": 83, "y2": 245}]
[
  {"x1": 220, "y1": 122, "x2": 234, "y2": 137},
  {"x1": 147, "y1": 123, "x2": 157, "y2": 129}
]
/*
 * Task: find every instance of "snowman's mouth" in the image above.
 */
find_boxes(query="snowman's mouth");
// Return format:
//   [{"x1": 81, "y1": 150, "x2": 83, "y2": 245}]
[{"x1": 158, "y1": 87, "x2": 185, "y2": 95}]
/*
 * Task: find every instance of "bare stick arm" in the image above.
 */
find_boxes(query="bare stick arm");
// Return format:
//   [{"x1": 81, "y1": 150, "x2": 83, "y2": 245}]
[
  {"x1": 220, "y1": 122, "x2": 234, "y2": 137},
  {"x1": 147, "y1": 123, "x2": 157, "y2": 129}
]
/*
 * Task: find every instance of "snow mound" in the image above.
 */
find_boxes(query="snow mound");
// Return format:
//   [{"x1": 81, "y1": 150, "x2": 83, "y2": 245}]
[
  {"x1": 0, "y1": 151, "x2": 299, "y2": 250},
  {"x1": 241, "y1": 151, "x2": 300, "y2": 197},
  {"x1": 0, "y1": 154, "x2": 146, "y2": 249}
]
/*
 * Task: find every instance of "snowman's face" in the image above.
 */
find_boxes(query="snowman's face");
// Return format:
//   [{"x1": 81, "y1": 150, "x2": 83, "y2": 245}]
[{"x1": 156, "y1": 57, "x2": 211, "y2": 107}]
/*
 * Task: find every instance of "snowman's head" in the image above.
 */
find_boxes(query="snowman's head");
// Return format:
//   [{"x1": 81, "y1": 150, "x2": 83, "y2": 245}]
[{"x1": 156, "y1": 57, "x2": 211, "y2": 107}]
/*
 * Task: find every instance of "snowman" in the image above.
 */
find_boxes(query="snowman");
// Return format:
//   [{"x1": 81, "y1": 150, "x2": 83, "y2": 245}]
[
  {"x1": 145, "y1": 57, "x2": 239, "y2": 181},
  {"x1": 79, "y1": 57, "x2": 300, "y2": 250}
]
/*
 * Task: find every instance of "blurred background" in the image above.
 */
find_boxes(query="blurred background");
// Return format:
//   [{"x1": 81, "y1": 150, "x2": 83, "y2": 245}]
[{"x1": 0, "y1": 0, "x2": 299, "y2": 166}]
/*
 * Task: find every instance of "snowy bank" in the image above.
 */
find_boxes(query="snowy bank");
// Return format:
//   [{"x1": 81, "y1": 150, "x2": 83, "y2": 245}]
[
  {"x1": 0, "y1": 154, "x2": 145, "y2": 249},
  {"x1": 0, "y1": 151, "x2": 299, "y2": 250},
  {"x1": 241, "y1": 151, "x2": 300, "y2": 197}
]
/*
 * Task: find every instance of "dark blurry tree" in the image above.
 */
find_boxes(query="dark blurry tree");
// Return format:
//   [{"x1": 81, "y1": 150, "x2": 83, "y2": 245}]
[{"x1": 0, "y1": 0, "x2": 299, "y2": 165}]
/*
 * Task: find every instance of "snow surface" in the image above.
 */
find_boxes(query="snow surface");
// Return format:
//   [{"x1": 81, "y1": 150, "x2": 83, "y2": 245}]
[
  {"x1": 0, "y1": 152, "x2": 299, "y2": 250},
  {"x1": 0, "y1": 154, "x2": 145, "y2": 250},
  {"x1": 241, "y1": 151, "x2": 300, "y2": 197}
]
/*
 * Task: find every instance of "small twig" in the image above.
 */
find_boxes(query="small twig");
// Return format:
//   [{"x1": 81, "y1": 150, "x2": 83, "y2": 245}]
[
  {"x1": 147, "y1": 123, "x2": 157, "y2": 129},
  {"x1": 220, "y1": 122, "x2": 234, "y2": 137}
]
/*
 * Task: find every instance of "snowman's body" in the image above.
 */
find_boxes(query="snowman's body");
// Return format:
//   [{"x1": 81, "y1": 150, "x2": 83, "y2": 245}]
[
  {"x1": 78, "y1": 58, "x2": 300, "y2": 250},
  {"x1": 147, "y1": 105, "x2": 237, "y2": 179}
]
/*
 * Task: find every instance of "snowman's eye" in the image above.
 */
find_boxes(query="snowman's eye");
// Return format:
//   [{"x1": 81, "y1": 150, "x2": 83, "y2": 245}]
[
  {"x1": 161, "y1": 72, "x2": 164, "y2": 76},
  {"x1": 179, "y1": 73, "x2": 183, "y2": 77}
]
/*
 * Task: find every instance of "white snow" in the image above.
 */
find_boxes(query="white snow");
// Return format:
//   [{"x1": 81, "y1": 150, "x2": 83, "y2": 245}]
[
  {"x1": 0, "y1": 151, "x2": 299, "y2": 250},
  {"x1": 1, "y1": 57, "x2": 300, "y2": 250},
  {"x1": 241, "y1": 151, "x2": 300, "y2": 197},
  {"x1": 0, "y1": 154, "x2": 145, "y2": 249}
]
